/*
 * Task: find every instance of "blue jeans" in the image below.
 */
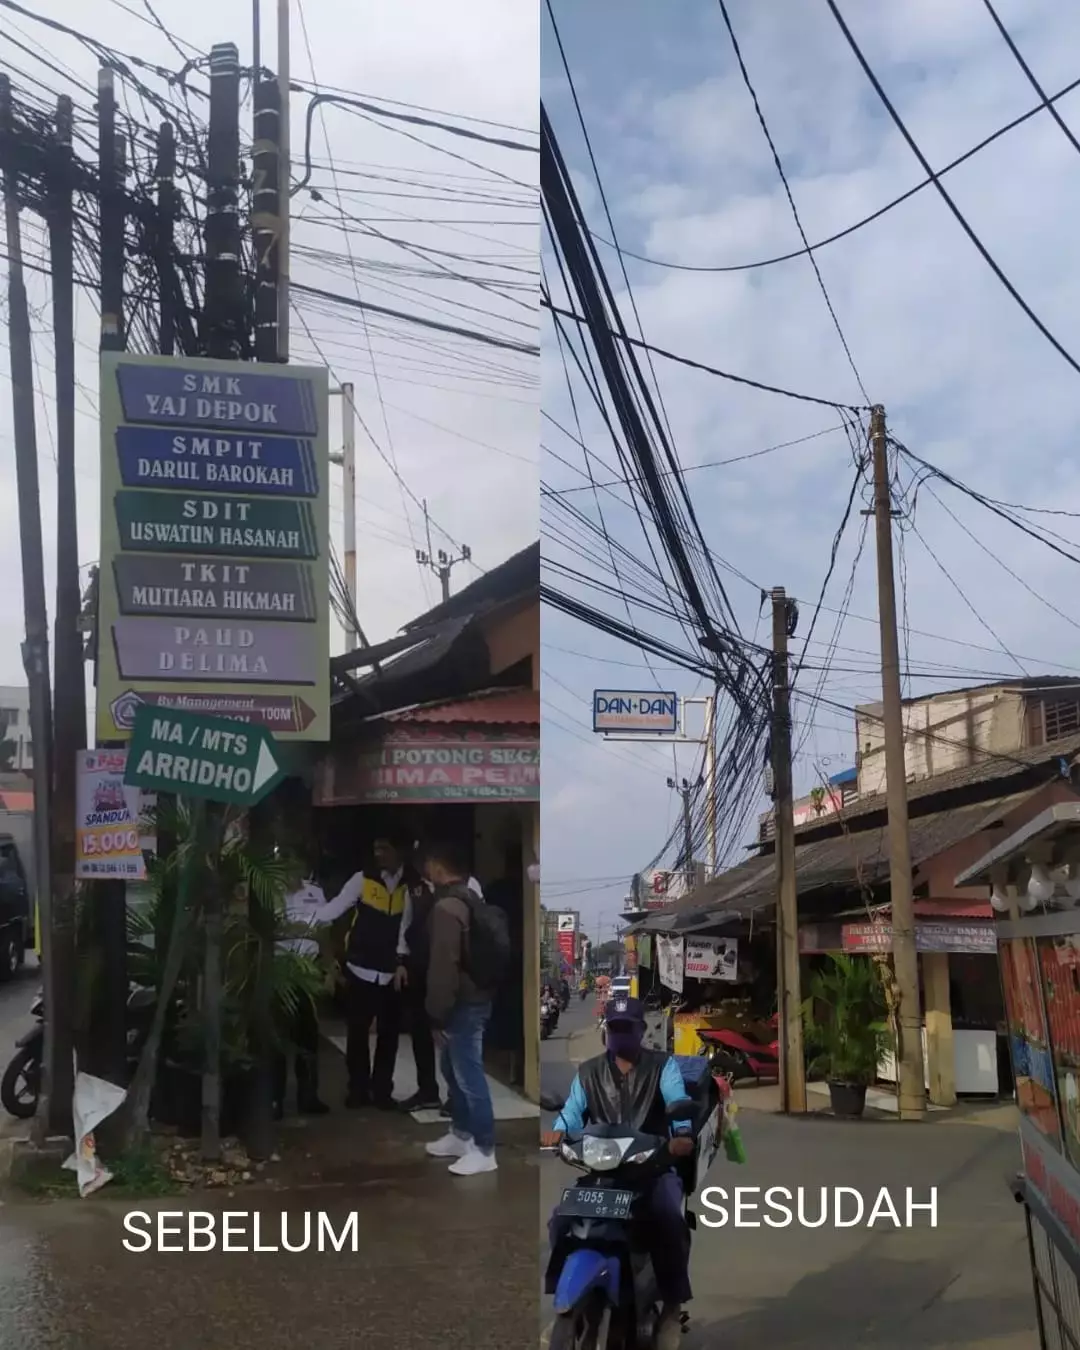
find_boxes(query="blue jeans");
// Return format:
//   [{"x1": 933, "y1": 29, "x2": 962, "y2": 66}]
[{"x1": 441, "y1": 1000, "x2": 494, "y2": 1152}]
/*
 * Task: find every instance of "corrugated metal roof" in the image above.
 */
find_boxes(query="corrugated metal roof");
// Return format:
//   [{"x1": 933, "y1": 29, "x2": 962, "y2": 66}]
[
  {"x1": 796, "y1": 733, "x2": 1080, "y2": 836},
  {"x1": 660, "y1": 791, "x2": 1030, "y2": 929},
  {"x1": 384, "y1": 687, "x2": 538, "y2": 726}
]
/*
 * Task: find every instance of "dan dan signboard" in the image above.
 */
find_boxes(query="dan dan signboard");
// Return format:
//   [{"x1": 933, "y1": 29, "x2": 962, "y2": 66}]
[
  {"x1": 592, "y1": 690, "x2": 678, "y2": 734},
  {"x1": 96, "y1": 353, "x2": 330, "y2": 744}
]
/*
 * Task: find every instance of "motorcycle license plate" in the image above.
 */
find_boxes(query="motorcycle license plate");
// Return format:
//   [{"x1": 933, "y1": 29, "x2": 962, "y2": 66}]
[{"x1": 559, "y1": 1187, "x2": 633, "y2": 1220}]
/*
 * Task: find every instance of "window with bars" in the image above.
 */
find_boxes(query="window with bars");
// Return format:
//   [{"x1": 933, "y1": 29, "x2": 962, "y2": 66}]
[{"x1": 1028, "y1": 698, "x2": 1080, "y2": 746}]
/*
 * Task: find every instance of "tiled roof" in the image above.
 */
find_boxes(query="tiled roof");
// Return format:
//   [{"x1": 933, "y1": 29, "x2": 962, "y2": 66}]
[
  {"x1": 384, "y1": 687, "x2": 538, "y2": 727},
  {"x1": 662, "y1": 792, "x2": 1031, "y2": 930}
]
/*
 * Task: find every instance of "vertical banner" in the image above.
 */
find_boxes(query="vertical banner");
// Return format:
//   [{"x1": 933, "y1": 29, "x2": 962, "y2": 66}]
[
  {"x1": 96, "y1": 353, "x2": 330, "y2": 743},
  {"x1": 75, "y1": 750, "x2": 155, "y2": 881},
  {"x1": 656, "y1": 934, "x2": 685, "y2": 993},
  {"x1": 556, "y1": 912, "x2": 577, "y2": 973}
]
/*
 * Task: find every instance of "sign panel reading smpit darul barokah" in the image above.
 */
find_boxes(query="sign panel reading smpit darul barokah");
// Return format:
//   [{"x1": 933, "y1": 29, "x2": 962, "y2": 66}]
[{"x1": 97, "y1": 353, "x2": 330, "y2": 744}]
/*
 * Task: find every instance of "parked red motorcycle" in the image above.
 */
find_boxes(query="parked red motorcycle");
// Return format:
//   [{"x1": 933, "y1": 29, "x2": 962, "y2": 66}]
[{"x1": 697, "y1": 1014, "x2": 779, "y2": 1084}]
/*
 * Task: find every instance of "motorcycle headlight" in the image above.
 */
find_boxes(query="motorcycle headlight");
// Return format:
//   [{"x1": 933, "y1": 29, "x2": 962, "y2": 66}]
[{"x1": 582, "y1": 1137, "x2": 627, "y2": 1171}]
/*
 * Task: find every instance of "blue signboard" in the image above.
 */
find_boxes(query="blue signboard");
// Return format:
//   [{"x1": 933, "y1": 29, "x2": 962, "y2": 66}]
[
  {"x1": 592, "y1": 689, "x2": 679, "y2": 734},
  {"x1": 114, "y1": 426, "x2": 320, "y2": 497},
  {"x1": 114, "y1": 362, "x2": 321, "y2": 436}
]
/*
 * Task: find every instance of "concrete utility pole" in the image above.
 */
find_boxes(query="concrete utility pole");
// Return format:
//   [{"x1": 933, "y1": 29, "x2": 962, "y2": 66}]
[
  {"x1": 417, "y1": 501, "x2": 470, "y2": 602},
  {"x1": 667, "y1": 776, "x2": 695, "y2": 882},
  {"x1": 94, "y1": 65, "x2": 130, "y2": 1090},
  {"x1": 704, "y1": 694, "x2": 717, "y2": 877},
  {"x1": 341, "y1": 382, "x2": 357, "y2": 644},
  {"x1": 770, "y1": 587, "x2": 805, "y2": 1114},
  {"x1": 0, "y1": 75, "x2": 58, "y2": 1140},
  {"x1": 46, "y1": 93, "x2": 81, "y2": 1135},
  {"x1": 155, "y1": 122, "x2": 176, "y2": 356},
  {"x1": 276, "y1": 0, "x2": 290, "y2": 360},
  {"x1": 870, "y1": 405, "x2": 926, "y2": 1121},
  {"x1": 251, "y1": 73, "x2": 281, "y2": 363}
]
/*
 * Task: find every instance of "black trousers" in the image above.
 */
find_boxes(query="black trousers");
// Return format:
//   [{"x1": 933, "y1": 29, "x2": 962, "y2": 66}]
[
  {"x1": 345, "y1": 972, "x2": 401, "y2": 1101},
  {"x1": 405, "y1": 972, "x2": 439, "y2": 1100},
  {"x1": 273, "y1": 994, "x2": 321, "y2": 1109}
]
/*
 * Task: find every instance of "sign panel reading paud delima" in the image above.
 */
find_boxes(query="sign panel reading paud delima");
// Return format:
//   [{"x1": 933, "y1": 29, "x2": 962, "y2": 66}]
[
  {"x1": 98, "y1": 353, "x2": 330, "y2": 744},
  {"x1": 124, "y1": 704, "x2": 285, "y2": 807}
]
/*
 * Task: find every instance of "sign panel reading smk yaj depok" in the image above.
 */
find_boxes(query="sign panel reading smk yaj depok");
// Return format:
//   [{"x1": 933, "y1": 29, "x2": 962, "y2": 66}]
[{"x1": 98, "y1": 354, "x2": 329, "y2": 743}]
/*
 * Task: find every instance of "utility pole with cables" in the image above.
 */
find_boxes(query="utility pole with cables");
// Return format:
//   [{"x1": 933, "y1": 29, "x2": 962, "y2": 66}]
[
  {"x1": 417, "y1": 500, "x2": 470, "y2": 603},
  {"x1": 667, "y1": 776, "x2": 695, "y2": 886},
  {"x1": 276, "y1": 0, "x2": 290, "y2": 360},
  {"x1": 0, "y1": 74, "x2": 59, "y2": 1138},
  {"x1": 870, "y1": 404, "x2": 926, "y2": 1120},
  {"x1": 770, "y1": 586, "x2": 805, "y2": 1114}
]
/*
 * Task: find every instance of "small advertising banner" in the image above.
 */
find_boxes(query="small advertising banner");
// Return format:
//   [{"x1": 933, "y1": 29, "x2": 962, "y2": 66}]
[
  {"x1": 842, "y1": 920, "x2": 996, "y2": 955},
  {"x1": 76, "y1": 750, "x2": 155, "y2": 881},
  {"x1": 684, "y1": 935, "x2": 738, "y2": 982},
  {"x1": 656, "y1": 934, "x2": 685, "y2": 993}
]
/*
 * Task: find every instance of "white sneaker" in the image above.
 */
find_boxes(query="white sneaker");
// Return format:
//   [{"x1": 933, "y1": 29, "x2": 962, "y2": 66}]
[
  {"x1": 448, "y1": 1144, "x2": 498, "y2": 1176},
  {"x1": 425, "y1": 1130, "x2": 472, "y2": 1159}
]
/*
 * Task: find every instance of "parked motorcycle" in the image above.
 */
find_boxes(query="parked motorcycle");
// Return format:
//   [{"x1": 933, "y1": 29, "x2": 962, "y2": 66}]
[
  {"x1": 696, "y1": 1015, "x2": 779, "y2": 1085},
  {"x1": 543, "y1": 1055, "x2": 723, "y2": 1348},
  {"x1": 2, "y1": 984, "x2": 158, "y2": 1119},
  {"x1": 540, "y1": 997, "x2": 559, "y2": 1041}
]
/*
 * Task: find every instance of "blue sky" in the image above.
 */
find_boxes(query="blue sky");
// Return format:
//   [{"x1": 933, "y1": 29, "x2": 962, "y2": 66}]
[{"x1": 540, "y1": 0, "x2": 1080, "y2": 938}]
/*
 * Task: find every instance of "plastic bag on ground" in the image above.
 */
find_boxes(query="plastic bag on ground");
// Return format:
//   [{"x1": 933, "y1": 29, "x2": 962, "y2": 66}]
[{"x1": 62, "y1": 1070, "x2": 127, "y2": 1197}]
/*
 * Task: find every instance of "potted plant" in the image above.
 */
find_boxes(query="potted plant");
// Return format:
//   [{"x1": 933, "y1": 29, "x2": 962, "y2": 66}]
[{"x1": 802, "y1": 954, "x2": 890, "y2": 1118}]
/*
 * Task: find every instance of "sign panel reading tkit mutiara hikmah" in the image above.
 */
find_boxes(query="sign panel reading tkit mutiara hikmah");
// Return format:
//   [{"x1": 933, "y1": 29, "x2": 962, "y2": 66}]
[{"x1": 97, "y1": 353, "x2": 330, "y2": 743}]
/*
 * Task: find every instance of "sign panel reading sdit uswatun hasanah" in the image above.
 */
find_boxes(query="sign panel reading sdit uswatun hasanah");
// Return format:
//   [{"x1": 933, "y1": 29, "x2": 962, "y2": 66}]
[
  {"x1": 592, "y1": 690, "x2": 678, "y2": 734},
  {"x1": 97, "y1": 353, "x2": 330, "y2": 744}
]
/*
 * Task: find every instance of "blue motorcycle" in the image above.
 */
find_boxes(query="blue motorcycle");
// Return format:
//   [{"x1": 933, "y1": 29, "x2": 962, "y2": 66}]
[{"x1": 543, "y1": 1058, "x2": 721, "y2": 1348}]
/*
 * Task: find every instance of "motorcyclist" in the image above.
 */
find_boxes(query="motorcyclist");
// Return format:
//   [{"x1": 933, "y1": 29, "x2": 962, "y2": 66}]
[{"x1": 541, "y1": 995, "x2": 693, "y2": 1350}]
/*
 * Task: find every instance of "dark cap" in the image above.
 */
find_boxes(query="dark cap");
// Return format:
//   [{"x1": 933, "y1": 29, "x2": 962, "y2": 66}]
[{"x1": 605, "y1": 995, "x2": 645, "y2": 1024}]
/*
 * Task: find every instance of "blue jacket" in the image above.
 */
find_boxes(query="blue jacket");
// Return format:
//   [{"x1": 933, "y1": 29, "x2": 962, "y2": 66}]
[{"x1": 553, "y1": 1054, "x2": 692, "y2": 1136}]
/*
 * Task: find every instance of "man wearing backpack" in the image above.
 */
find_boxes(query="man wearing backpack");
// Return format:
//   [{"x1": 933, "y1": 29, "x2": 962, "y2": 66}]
[{"x1": 421, "y1": 838, "x2": 509, "y2": 1176}]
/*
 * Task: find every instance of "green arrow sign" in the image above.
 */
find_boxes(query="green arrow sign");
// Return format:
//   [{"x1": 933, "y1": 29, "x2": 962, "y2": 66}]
[{"x1": 123, "y1": 702, "x2": 286, "y2": 806}]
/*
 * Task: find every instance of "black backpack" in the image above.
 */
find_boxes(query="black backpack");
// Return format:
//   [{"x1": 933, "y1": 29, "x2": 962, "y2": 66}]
[{"x1": 447, "y1": 884, "x2": 511, "y2": 990}]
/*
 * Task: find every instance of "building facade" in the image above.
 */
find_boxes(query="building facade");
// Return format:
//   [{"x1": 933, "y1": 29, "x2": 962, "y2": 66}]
[{"x1": 0, "y1": 686, "x2": 32, "y2": 771}]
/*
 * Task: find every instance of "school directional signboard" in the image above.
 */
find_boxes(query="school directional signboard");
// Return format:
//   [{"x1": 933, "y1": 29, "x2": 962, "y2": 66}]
[
  {"x1": 123, "y1": 703, "x2": 285, "y2": 807},
  {"x1": 97, "y1": 353, "x2": 330, "y2": 744}
]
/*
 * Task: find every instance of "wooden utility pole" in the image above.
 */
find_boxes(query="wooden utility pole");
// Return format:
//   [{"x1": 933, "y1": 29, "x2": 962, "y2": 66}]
[
  {"x1": 0, "y1": 76, "x2": 59, "y2": 1138},
  {"x1": 771, "y1": 587, "x2": 806, "y2": 1114},
  {"x1": 46, "y1": 93, "x2": 81, "y2": 1135},
  {"x1": 870, "y1": 405, "x2": 926, "y2": 1120}
]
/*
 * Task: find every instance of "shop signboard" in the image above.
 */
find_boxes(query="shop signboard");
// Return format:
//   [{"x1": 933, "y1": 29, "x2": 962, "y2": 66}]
[
  {"x1": 842, "y1": 920, "x2": 996, "y2": 955},
  {"x1": 684, "y1": 935, "x2": 738, "y2": 982},
  {"x1": 656, "y1": 934, "x2": 684, "y2": 993},
  {"x1": 329, "y1": 726, "x2": 539, "y2": 804},
  {"x1": 1001, "y1": 936, "x2": 1062, "y2": 1150},
  {"x1": 592, "y1": 690, "x2": 678, "y2": 735},
  {"x1": 556, "y1": 913, "x2": 577, "y2": 971},
  {"x1": 75, "y1": 750, "x2": 156, "y2": 881},
  {"x1": 97, "y1": 353, "x2": 330, "y2": 744}
]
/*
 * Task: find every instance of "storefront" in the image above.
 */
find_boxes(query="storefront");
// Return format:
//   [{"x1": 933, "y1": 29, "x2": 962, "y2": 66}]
[
  {"x1": 313, "y1": 688, "x2": 540, "y2": 1099},
  {"x1": 800, "y1": 909, "x2": 1005, "y2": 1101},
  {"x1": 955, "y1": 801, "x2": 1080, "y2": 1349}
]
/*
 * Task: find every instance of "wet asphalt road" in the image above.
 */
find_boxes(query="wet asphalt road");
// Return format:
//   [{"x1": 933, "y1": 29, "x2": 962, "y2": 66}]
[
  {"x1": 0, "y1": 1029, "x2": 540, "y2": 1349},
  {"x1": 539, "y1": 1003, "x2": 1038, "y2": 1348}
]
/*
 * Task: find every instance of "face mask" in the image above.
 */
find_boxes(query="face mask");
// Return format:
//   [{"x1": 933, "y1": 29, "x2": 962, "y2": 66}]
[{"x1": 606, "y1": 1024, "x2": 644, "y2": 1061}]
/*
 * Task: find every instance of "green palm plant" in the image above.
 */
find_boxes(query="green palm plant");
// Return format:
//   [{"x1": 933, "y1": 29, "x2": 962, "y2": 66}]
[
  {"x1": 122, "y1": 796, "x2": 322, "y2": 1148},
  {"x1": 802, "y1": 954, "x2": 890, "y2": 1085}
]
